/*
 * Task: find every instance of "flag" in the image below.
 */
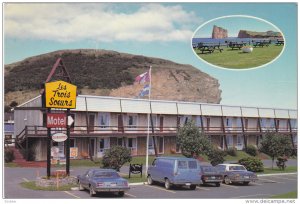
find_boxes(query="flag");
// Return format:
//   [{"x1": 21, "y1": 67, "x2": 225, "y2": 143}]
[
  {"x1": 138, "y1": 85, "x2": 150, "y2": 97},
  {"x1": 135, "y1": 71, "x2": 150, "y2": 84}
]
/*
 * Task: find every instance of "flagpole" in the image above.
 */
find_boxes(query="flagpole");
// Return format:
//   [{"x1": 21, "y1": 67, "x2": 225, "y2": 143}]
[{"x1": 145, "y1": 66, "x2": 152, "y2": 178}]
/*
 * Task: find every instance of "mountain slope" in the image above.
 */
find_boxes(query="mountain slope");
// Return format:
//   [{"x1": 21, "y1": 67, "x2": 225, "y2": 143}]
[{"x1": 5, "y1": 49, "x2": 222, "y2": 106}]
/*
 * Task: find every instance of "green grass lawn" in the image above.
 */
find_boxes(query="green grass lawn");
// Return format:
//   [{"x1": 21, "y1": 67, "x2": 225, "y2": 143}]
[
  {"x1": 225, "y1": 151, "x2": 251, "y2": 161},
  {"x1": 270, "y1": 191, "x2": 297, "y2": 198},
  {"x1": 260, "y1": 166, "x2": 297, "y2": 174},
  {"x1": 195, "y1": 44, "x2": 283, "y2": 69},
  {"x1": 4, "y1": 162, "x2": 20, "y2": 167}
]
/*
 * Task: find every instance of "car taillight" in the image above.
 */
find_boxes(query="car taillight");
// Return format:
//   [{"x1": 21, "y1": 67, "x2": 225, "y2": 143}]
[
  {"x1": 97, "y1": 182, "x2": 104, "y2": 187},
  {"x1": 123, "y1": 181, "x2": 128, "y2": 187}
]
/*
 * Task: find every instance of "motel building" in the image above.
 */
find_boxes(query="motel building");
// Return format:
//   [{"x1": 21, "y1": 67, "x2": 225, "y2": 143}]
[{"x1": 13, "y1": 95, "x2": 297, "y2": 161}]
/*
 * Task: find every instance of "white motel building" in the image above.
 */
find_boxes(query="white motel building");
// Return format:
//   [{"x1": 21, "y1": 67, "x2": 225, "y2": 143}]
[{"x1": 13, "y1": 95, "x2": 297, "y2": 161}]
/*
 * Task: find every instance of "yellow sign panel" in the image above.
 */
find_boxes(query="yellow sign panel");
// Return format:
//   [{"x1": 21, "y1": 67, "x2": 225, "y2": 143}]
[
  {"x1": 45, "y1": 80, "x2": 77, "y2": 109},
  {"x1": 70, "y1": 147, "x2": 78, "y2": 158}
]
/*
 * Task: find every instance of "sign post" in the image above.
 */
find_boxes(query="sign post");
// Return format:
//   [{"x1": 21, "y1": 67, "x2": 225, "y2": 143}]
[{"x1": 44, "y1": 80, "x2": 77, "y2": 178}]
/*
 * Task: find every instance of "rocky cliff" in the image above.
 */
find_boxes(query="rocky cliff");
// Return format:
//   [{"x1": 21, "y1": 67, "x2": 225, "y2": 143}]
[
  {"x1": 238, "y1": 30, "x2": 282, "y2": 38},
  {"x1": 212, "y1": 25, "x2": 228, "y2": 39},
  {"x1": 4, "y1": 49, "x2": 222, "y2": 106}
]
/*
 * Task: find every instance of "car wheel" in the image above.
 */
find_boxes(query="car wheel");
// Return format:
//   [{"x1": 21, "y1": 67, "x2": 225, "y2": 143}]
[
  {"x1": 165, "y1": 178, "x2": 172, "y2": 190},
  {"x1": 78, "y1": 181, "x2": 84, "y2": 191},
  {"x1": 190, "y1": 185, "x2": 196, "y2": 190},
  {"x1": 118, "y1": 191, "x2": 125, "y2": 197},
  {"x1": 89, "y1": 186, "x2": 95, "y2": 197},
  {"x1": 243, "y1": 181, "x2": 250, "y2": 186},
  {"x1": 215, "y1": 183, "x2": 221, "y2": 187},
  {"x1": 147, "y1": 175, "x2": 154, "y2": 185},
  {"x1": 224, "y1": 176, "x2": 231, "y2": 185}
]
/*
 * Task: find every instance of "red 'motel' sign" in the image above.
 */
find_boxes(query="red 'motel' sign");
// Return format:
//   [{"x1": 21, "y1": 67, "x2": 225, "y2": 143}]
[{"x1": 47, "y1": 113, "x2": 67, "y2": 128}]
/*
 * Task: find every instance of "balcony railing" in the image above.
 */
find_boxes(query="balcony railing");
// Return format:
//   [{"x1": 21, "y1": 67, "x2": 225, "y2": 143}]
[{"x1": 21, "y1": 125, "x2": 297, "y2": 137}]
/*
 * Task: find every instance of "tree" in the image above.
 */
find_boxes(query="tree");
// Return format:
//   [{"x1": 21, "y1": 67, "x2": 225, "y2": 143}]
[
  {"x1": 207, "y1": 148, "x2": 227, "y2": 166},
  {"x1": 102, "y1": 146, "x2": 132, "y2": 171},
  {"x1": 176, "y1": 120, "x2": 212, "y2": 158},
  {"x1": 259, "y1": 132, "x2": 293, "y2": 169}
]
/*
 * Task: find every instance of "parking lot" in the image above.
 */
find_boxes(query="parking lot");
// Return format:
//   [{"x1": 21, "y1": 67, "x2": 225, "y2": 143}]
[{"x1": 4, "y1": 167, "x2": 297, "y2": 199}]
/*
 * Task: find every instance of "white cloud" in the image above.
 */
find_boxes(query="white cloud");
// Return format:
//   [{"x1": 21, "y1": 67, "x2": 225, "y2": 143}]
[{"x1": 4, "y1": 3, "x2": 201, "y2": 42}]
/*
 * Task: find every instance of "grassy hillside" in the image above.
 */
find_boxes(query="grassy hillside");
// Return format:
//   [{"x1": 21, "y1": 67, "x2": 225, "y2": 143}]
[{"x1": 4, "y1": 49, "x2": 222, "y2": 106}]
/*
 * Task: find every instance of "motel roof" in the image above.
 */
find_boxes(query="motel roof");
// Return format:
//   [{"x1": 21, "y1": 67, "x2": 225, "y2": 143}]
[{"x1": 16, "y1": 95, "x2": 297, "y2": 119}]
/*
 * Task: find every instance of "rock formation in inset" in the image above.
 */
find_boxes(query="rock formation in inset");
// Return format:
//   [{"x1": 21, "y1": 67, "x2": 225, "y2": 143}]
[{"x1": 212, "y1": 25, "x2": 228, "y2": 39}]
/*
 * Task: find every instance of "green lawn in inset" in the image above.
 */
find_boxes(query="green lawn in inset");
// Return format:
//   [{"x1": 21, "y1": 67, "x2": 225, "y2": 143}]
[{"x1": 194, "y1": 44, "x2": 284, "y2": 69}]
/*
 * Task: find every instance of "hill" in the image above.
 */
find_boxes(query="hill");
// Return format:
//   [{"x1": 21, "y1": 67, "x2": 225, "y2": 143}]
[
  {"x1": 4, "y1": 49, "x2": 222, "y2": 106},
  {"x1": 238, "y1": 30, "x2": 282, "y2": 38}
]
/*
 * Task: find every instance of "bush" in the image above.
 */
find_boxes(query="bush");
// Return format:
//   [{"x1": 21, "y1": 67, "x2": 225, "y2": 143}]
[
  {"x1": 20, "y1": 149, "x2": 36, "y2": 161},
  {"x1": 245, "y1": 145, "x2": 258, "y2": 157},
  {"x1": 207, "y1": 148, "x2": 227, "y2": 166},
  {"x1": 102, "y1": 146, "x2": 132, "y2": 171},
  {"x1": 5, "y1": 149, "x2": 15, "y2": 163},
  {"x1": 238, "y1": 157, "x2": 264, "y2": 172},
  {"x1": 226, "y1": 147, "x2": 237, "y2": 157}
]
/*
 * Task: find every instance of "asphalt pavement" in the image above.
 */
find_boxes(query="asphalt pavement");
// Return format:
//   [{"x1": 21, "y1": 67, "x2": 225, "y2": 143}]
[{"x1": 3, "y1": 165, "x2": 298, "y2": 199}]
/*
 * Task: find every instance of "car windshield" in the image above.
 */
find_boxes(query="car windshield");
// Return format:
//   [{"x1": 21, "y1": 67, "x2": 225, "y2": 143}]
[
  {"x1": 93, "y1": 171, "x2": 120, "y2": 178},
  {"x1": 201, "y1": 166, "x2": 217, "y2": 173},
  {"x1": 229, "y1": 166, "x2": 246, "y2": 171}
]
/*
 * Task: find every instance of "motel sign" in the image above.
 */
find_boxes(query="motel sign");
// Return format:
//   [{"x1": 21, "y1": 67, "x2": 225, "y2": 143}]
[{"x1": 46, "y1": 113, "x2": 67, "y2": 128}]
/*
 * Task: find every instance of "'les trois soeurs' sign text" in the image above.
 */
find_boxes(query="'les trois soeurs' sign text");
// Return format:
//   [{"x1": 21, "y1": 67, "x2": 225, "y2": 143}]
[{"x1": 45, "y1": 81, "x2": 77, "y2": 109}]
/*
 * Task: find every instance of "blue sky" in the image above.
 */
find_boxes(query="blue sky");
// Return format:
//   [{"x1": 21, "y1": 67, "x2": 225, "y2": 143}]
[
  {"x1": 3, "y1": 3, "x2": 297, "y2": 109},
  {"x1": 194, "y1": 16, "x2": 281, "y2": 38}
]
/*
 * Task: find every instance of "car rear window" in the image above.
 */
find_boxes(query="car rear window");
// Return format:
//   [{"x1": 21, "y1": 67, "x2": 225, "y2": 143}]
[
  {"x1": 178, "y1": 160, "x2": 197, "y2": 169},
  {"x1": 93, "y1": 172, "x2": 120, "y2": 178}
]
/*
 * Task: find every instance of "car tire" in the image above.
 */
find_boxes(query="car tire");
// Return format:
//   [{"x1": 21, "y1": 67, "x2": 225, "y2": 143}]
[
  {"x1": 190, "y1": 185, "x2": 196, "y2": 190},
  {"x1": 147, "y1": 175, "x2": 154, "y2": 185},
  {"x1": 215, "y1": 183, "x2": 221, "y2": 187},
  {"x1": 243, "y1": 181, "x2": 250, "y2": 186},
  {"x1": 78, "y1": 181, "x2": 84, "y2": 191},
  {"x1": 118, "y1": 191, "x2": 125, "y2": 197},
  {"x1": 165, "y1": 178, "x2": 172, "y2": 190},
  {"x1": 224, "y1": 176, "x2": 231, "y2": 185},
  {"x1": 89, "y1": 186, "x2": 95, "y2": 197}
]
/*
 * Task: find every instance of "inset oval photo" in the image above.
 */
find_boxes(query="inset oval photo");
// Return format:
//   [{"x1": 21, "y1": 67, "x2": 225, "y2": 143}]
[{"x1": 192, "y1": 15, "x2": 285, "y2": 70}]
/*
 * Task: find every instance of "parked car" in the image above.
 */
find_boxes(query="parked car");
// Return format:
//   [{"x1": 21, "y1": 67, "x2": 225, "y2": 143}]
[
  {"x1": 200, "y1": 166, "x2": 223, "y2": 187},
  {"x1": 77, "y1": 169, "x2": 130, "y2": 197},
  {"x1": 147, "y1": 157, "x2": 203, "y2": 190},
  {"x1": 216, "y1": 164, "x2": 258, "y2": 185}
]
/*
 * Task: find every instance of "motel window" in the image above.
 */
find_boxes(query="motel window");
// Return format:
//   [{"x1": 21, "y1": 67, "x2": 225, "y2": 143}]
[
  {"x1": 127, "y1": 138, "x2": 137, "y2": 150},
  {"x1": 180, "y1": 115, "x2": 192, "y2": 125},
  {"x1": 237, "y1": 118, "x2": 242, "y2": 128},
  {"x1": 290, "y1": 119, "x2": 297, "y2": 129},
  {"x1": 260, "y1": 118, "x2": 266, "y2": 129},
  {"x1": 117, "y1": 138, "x2": 124, "y2": 146},
  {"x1": 195, "y1": 116, "x2": 202, "y2": 128},
  {"x1": 99, "y1": 113, "x2": 110, "y2": 128},
  {"x1": 99, "y1": 138, "x2": 110, "y2": 151},
  {"x1": 226, "y1": 135, "x2": 233, "y2": 147},
  {"x1": 270, "y1": 119, "x2": 275, "y2": 129},
  {"x1": 127, "y1": 115, "x2": 137, "y2": 128}
]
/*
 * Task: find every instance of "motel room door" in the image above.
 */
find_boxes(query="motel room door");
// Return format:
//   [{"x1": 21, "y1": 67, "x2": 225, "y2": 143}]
[
  {"x1": 89, "y1": 138, "x2": 96, "y2": 157},
  {"x1": 88, "y1": 114, "x2": 95, "y2": 132}
]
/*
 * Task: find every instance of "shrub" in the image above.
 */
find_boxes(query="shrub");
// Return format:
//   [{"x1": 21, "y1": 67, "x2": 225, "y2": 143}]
[
  {"x1": 20, "y1": 149, "x2": 36, "y2": 161},
  {"x1": 5, "y1": 149, "x2": 15, "y2": 163},
  {"x1": 238, "y1": 157, "x2": 264, "y2": 172},
  {"x1": 207, "y1": 148, "x2": 227, "y2": 166},
  {"x1": 245, "y1": 145, "x2": 258, "y2": 157},
  {"x1": 226, "y1": 147, "x2": 237, "y2": 157},
  {"x1": 276, "y1": 156, "x2": 288, "y2": 170},
  {"x1": 102, "y1": 146, "x2": 132, "y2": 171}
]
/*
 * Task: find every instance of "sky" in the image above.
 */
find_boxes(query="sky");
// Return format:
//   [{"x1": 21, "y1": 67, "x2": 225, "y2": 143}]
[
  {"x1": 3, "y1": 3, "x2": 298, "y2": 110},
  {"x1": 194, "y1": 16, "x2": 281, "y2": 38}
]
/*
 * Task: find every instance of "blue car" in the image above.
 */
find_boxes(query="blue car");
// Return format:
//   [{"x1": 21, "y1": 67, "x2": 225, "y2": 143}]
[
  {"x1": 147, "y1": 157, "x2": 202, "y2": 190},
  {"x1": 77, "y1": 169, "x2": 130, "y2": 197}
]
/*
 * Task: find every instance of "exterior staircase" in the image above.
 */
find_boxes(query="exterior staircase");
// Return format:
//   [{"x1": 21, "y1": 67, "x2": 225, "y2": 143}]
[{"x1": 10, "y1": 147, "x2": 46, "y2": 168}]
